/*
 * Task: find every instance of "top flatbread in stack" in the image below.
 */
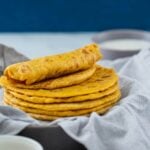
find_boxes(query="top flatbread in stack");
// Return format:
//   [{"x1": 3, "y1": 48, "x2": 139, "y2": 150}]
[
  {"x1": 0, "y1": 66, "x2": 96, "y2": 90},
  {"x1": 0, "y1": 43, "x2": 121, "y2": 121},
  {"x1": 1, "y1": 66, "x2": 118, "y2": 97},
  {"x1": 4, "y1": 43, "x2": 101, "y2": 85}
]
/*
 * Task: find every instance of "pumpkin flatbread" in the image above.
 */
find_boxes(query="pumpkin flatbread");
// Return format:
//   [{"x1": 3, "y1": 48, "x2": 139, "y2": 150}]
[
  {"x1": 4, "y1": 43, "x2": 101, "y2": 84},
  {"x1": 1, "y1": 66, "x2": 118, "y2": 98},
  {"x1": 0, "y1": 66, "x2": 96, "y2": 90},
  {"x1": 27, "y1": 104, "x2": 116, "y2": 121},
  {"x1": 4, "y1": 90, "x2": 121, "y2": 111},
  {"x1": 6, "y1": 83, "x2": 118, "y2": 103},
  {"x1": 4, "y1": 96, "x2": 119, "y2": 117}
]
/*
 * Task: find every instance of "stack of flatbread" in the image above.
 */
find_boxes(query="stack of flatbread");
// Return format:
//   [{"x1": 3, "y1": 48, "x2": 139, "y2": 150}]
[{"x1": 0, "y1": 44, "x2": 121, "y2": 121}]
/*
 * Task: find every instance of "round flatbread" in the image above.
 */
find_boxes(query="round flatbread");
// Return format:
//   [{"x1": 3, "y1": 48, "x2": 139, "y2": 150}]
[
  {"x1": 27, "y1": 104, "x2": 115, "y2": 121},
  {"x1": 4, "y1": 100, "x2": 117, "y2": 121},
  {"x1": 4, "y1": 90, "x2": 121, "y2": 111},
  {"x1": 6, "y1": 83, "x2": 119, "y2": 103},
  {"x1": 4, "y1": 97, "x2": 119, "y2": 117},
  {"x1": 0, "y1": 66, "x2": 96, "y2": 90},
  {"x1": 2, "y1": 66, "x2": 118, "y2": 98},
  {"x1": 4, "y1": 43, "x2": 101, "y2": 84}
]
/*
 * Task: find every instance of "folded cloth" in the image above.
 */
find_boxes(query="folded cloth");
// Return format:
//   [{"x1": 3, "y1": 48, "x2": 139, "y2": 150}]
[
  {"x1": 59, "y1": 49, "x2": 150, "y2": 150},
  {"x1": 0, "y1": 44, "x2": 28, "y2": 72},
  {"x1": 0, "y1": 44, "x2": 150, "y2": 150},
  {"x1": 0, "y1": 44, "x2": 34, "y2": 134}
]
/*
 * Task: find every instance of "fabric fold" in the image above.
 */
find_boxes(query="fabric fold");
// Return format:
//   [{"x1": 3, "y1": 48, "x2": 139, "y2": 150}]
[
  {"x1": 0, "y1": 45, "x2": 150, "y2": 150},
  {"x1": 59, "y1": 48, "x2": 150, "y2": 150}
]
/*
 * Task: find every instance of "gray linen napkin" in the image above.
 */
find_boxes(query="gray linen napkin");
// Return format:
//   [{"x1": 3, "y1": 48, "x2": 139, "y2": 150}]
[
  {"x1": 0, "y1": 44, "x2": 150, "y2": 150},
  {"x1": 0, "y1": 44, "x2": 28, "y2": 74},
  {"x1": 0, "y1": 44, "x2": 35, "y2": 134},
  {"x1": 59, "y1": 49, "x2": 150, "y2": 150}
]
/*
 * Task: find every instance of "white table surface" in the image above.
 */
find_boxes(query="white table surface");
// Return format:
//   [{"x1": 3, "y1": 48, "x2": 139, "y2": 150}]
[{"x1": 0, "y1": 32, "x2": 95, "y2": 58}]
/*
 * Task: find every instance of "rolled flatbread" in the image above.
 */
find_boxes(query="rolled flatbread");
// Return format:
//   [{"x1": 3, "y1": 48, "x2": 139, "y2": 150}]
[{"x1": 4, "y1": 43, "x2": 102, "y2": 84}]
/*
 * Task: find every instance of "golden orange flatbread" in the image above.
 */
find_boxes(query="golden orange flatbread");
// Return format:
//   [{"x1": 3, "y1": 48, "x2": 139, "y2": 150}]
[
  {"x1": 6, "y1": 83, "x2": 118, "y2": 103},
  {"x1": 4, "y1": 43, "x2": 101, "y2": 84},
  {"x1": 4, "y1": 90, "x2": 121, "y2": 111},
  {"x1": 0, "y1": 66, "x2": 96, "y2": 90},
  {"x1": 4, "y1": 96, "x2": 119, "y2": 117},
  {"x1": 27, "y1": 104, "x2": 115, "y2": 121},
  {"x1": 2, "y1": 66, "x2": 118, "y2": 98}
]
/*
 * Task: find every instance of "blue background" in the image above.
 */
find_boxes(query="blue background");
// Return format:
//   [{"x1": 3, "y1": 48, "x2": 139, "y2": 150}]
[{"x1": 0, "y1": 0, "x2": 149, "y2": 32}]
